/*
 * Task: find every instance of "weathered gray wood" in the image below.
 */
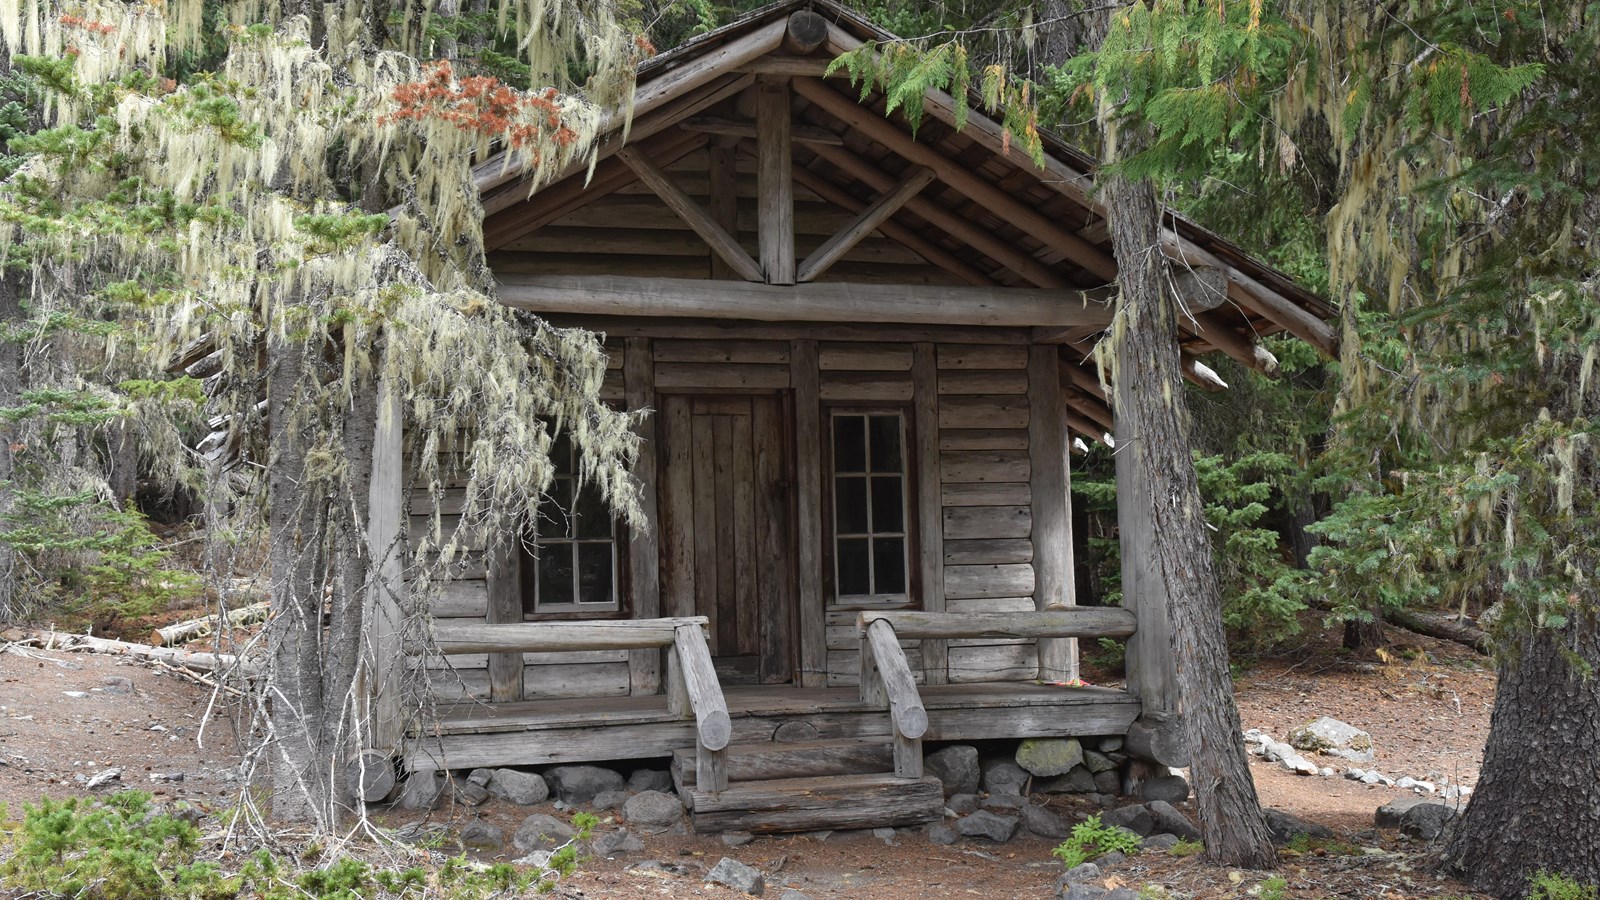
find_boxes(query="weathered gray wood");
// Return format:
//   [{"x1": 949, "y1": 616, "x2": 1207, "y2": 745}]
[
  {"x1": 654, "y1": 361, "x2": 791, "y2": 390},
  {"x1": 944, "y1": 563, "x2": 1036, "y2": 600},
  {"x1": 497, "y1": 274, "x2": 1113, "y2": 328},
  {"x1": 697, "y1": 735, "x2": 729, "y2": 793},
  {"x1": 1115, "y1": 380, "x2": 1177, "y2": 717},
  {"x1": 485, "y1": 537, "x2": 525, "y2": 703},
  {"x1": 797, "y1": 166, "x2": 935, "y2": 282},
  {"x1": 666, "y1": 643, "x2": 690, "y2": 717},
  {"x1": 937, "y1": 369, "x2": 1030, "y2": 395},
  {"x1": 674, "y1": 737, "x2": 893, "y2": 786},
  {"x1": 690, "y1": 773, "x2": 943, "y2": 833},
  {"x1": 938, "y1": 395, "x2": 1029, "y2": 430},
  {"x1": 943, "y1": 538, "x2": 1034, "y2": 566},
  {"x1": 661, "y1": 397, "x2": 696, "y2": 618},
  {"x1": 362, "y1": 374, "x2": 406, "y2": 752},
  {"x1": 943, "y1": 505, "x2": 1031, "y2": 540},
  {"x1": 626, "y1": 338, "x2": 663, "y2": 694},
  {"x1": 708, "y1": 144, "x2": 739, "y2": 280},
  {"x1": 751, "y1": 397, "x2": 794, "y2": 684},
  {"x1": 818, "y1": 370, "x2": 912, "y2": 401},
  {"x1": 674, "y1": 624, "x2": 734, "y2": 752},
  {"x1": 859, "y1": 608, "x2": 1137, "y2": 640},
  {"x1": 655, "y1": 339, "x2": 789, "y2": 364},
  {"x1": 938, "y1": 345, "x2": 1028, "y2": 369},
  {"x1": 1029, "y1": 344, "x2": 1078, "y2": 682},
  {"x1": 792, "y1": 340, "x2": 826, "y2": 687},
  {"x1": 782, "y1": 9, "x2": 828, "y2": 53},
  {"x1": 940, "y1": 482, "x2": 1032, "y2": 507},
  {"x1": 858, "y1": 626, "x2": 883, "y2": 705},
  {"x1": 346, "y1": 749, "x2": 397, "y2": 803},
  {"x1": 864, "y1": 619, "x2": 929, "y2": 739},
  {"x1": 911, "y1": 343, "x2": 947, "y2": 685},
  {"x1": 938, "y1": 429, "x2": 1028, "y2": 452},
  {"x1": 683, "y1": 116, "x2": 845, "y2": 145},
  {"x1": 940, "y1": 450, "x2": 1030, "y2": 484},
  {"x1": 819, "y1": 342, "x2": 914, "y2": 370},
  {"x1": 1126, "y1": 716, "x2": 1192, "y2": 768},
  {"x1": 426, "y1": 618, "x2": 709, "y2": 654},
  {"x1": 894, "y1": 732, "x2": 924, "y2": 779},
  {"x1": 541, "y1": 315, "x2": 1031, "y2": 345},
  {"x1": 426, "y1": 581, "x2": 488, "y2": 620},
  {"x1": 947, "y1": 642, "x2": 1039, "y2": 683},
  {"x1": 617, "y1": 147, "x2": 765, "y2": 282},
  {"x1": 756, "y1": 78, "x2": 795, "y2": 285}
]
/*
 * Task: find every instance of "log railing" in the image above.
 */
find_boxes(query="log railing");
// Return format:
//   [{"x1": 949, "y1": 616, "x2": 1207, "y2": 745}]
[
  {"x1": 857, "y1": 608, "x2": 1139, "y2": 779},
  {"x1": 424, "y1": 616, "x2": 731, "y2": 792}
]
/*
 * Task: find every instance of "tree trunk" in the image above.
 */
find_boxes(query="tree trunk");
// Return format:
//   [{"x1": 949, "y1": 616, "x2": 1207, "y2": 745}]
[
  {"x1": 1343, "y1": 609, "x2": 1387, "y2": 655},
  {"x1": 267, "y1": 338, "x2": 332, "y2": 824},
  {"x1": 0, "y1": 270, "x2": 22, "y2": 620},
  {"x1": 1439, "y1": 611, "x2": 1600, "y2": 897},
  {"x1": 1104, "y1": 170, "x2": 1276, "y2": 869}
]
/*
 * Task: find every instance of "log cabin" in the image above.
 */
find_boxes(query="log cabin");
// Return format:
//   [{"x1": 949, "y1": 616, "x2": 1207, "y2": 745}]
[{"x1": 359, "y1": 1, "x2": 1337, "y2": 832}]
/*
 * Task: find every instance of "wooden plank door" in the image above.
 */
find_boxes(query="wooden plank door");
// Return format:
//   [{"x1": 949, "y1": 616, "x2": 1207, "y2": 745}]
[{"x1": 659, "y1": 394, "x2": 795, "y2": 685}]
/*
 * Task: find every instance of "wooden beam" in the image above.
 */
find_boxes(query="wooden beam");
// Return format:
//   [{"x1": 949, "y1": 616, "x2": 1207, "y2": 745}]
[
  {"x1": 794, "y1": 78, "x2": 1118, "y2": 281},
  {"x1": 683, "y1": 116, "x2": 845, "y2": 145},
  {"x1": 1180, "y1": 355, "x2": 1229, "y2": 391},
  {"x1": 782, "y1": 9, "x2": 829, "y2": 54},
  {"x1": 788, "y1": 164, "x2": 993, "y2": 286},
  {"x1": 797, "y1": 167, "x2": 934, "y2": 282},
  {"x1": 496, "y1": 274, "x2": 1114, "y2": 328},
  {"x1": 707, "y1": 144, "x2": 739, "y2": 280},
  {"x1": 911, "y1": 343, "x2": 947, "y2": 685},
  {"x1": 1162, "y1": 234, "x2": 1338, "y2": 356},
  {"x1": 804, "y1": 143, "x2": 1073, "y2": 289},
  {"x1": 1188, "y1": 312, "x2": 1279, "y2": 375},
  {"x1": 617, "y1": 146, "x2": 765, "y2": 282},
  {"x1": 1060, "y1": 361, "x2": 1107, "y2": 403},
  {"x1": 1065, "y1": 409, "x2": 1111, "y2": 446},
  {"x1": 1114, "y1": 374, "x2": 1178, "y2": 719},
  {"x1": 625, "y1": 338, "x2": 662, "y2": 694},
  {"x1": 859, "y1": 608, "x2": 1137, "y2": 640},
  {"x1": 361, "y1": 373, "x2": 405, "y2": 753},
  {"x1": 792, "y1": 340, "x2": 826, "y2": 687},
  {"x1": 1028, "y1": 346, "x2": 1077, "y2": 682},
  {"x1": 756, "y1": 78, "x2": 796, "y2": 284},
  {"x1": 537, "y1": 315, "x2": 1033, "y2": 345},
  {"x1": 485, "y1": 538, "x2": 524, "y2": 702}
]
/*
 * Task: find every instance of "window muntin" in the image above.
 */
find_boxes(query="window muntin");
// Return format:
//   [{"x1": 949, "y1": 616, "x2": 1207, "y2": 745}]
[
  {"x1": 830, "y1": 411, "x2": 909, "y2": 603},
  {"x1": 529, "y1": 433, "x2": 619, "y2": 613}
]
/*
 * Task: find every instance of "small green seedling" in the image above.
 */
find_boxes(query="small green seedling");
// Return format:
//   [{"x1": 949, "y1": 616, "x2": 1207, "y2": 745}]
[{"x1": 1053, "y1": 814, "x2": 1143, "y2": 869}]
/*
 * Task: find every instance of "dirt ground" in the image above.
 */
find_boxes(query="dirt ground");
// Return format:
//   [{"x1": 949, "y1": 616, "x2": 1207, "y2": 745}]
[{"x1": 0, "y1": 617, "x2": 1497, "y2": 899}]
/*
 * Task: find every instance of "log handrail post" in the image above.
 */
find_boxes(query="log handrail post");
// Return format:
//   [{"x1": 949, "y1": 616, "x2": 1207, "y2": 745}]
[
  {"x1": 672, "y1": 622, "x2": 732, "y2": 792},
  {"x1": 858, "y1": 617, "x2": 929, "y2": 778}
]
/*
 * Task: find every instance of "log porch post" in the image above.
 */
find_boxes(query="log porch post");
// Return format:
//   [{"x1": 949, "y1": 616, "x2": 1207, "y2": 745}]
[{"x1": 1029, "y1": 345, "x2": 1078, "y2": 682}]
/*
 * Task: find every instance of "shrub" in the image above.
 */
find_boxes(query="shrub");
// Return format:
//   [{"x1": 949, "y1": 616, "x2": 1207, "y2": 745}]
[
  {"x1": 1053, "y1": 814, "x2": 1143, "y2": 869},
  {"x1": 1529, "y1": 872, "x2": 1599, "y2": 900}
]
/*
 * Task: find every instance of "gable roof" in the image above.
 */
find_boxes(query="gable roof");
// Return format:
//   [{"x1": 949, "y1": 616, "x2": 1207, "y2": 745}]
[{"x1": 472, "y1": 0, "x2": 1337, "y2": 441}]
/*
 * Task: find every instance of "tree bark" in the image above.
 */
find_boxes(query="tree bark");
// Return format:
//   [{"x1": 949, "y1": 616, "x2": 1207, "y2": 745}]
[
  {"x1": 267, "y1": 338, "x2": 332, "y2": 824},
  {"x1": 1439, "y1": 611, "x2": 1600, "y2": 897},
  {"x1": 1104, "y1": 170, "x2": 1276, "y2": 869},
  {"x1": 1342, "y1": 609, "x2": 1387, "y2": 655},
  {"x1": 0, "y1": 269, "x2": 26, "y2": 620}
]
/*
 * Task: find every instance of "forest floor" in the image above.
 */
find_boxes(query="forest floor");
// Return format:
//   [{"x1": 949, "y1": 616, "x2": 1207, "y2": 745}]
[{"x1": 0, "y1": 613, "x2": 1496, "y2": 899}]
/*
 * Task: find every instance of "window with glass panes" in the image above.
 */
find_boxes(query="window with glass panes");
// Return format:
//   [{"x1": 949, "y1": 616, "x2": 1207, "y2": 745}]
[
  {"x1": 830, "y1": 412, "x2": 909, "y2": 602},
  {"x1": 527, "y1": 434, "x2": 619, "y2": 614}
]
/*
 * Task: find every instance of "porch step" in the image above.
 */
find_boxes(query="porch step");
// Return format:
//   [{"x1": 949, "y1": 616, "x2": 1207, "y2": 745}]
[
  {"x1": 689, "y1": 772, "x2": 944, "y2": 834},
  {"x1": 671, "y1": 737, "x2": 894, "y2": 791}
]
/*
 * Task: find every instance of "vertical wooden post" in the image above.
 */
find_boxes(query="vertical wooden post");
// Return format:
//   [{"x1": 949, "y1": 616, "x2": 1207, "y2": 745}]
[
  {"x1": 362, "y1": 372, "x2": 405, "y2": 752},
  {"x1": 791, "y1": 339, "x2": 826, "y2": 686},
  {"x1": 911, "y1": 343, "x2": 948, "y2": 684},
  {"x1": 756, "y1": 77, "x2": 795, "y2": 285},
  {"x1": 625, "y1": 338, "x2": 663, "y2": 694},
  {"x1": 1030, "y1": 345, "x2": 1079, "y2": 682},
  {"x1": 1114, "y1": 375, "x2": 1178, "y2": 717},
  {"x1": 485, "y1": 538, "x2": 524, "y2": 703},
  {"x1": 707, "y1": 144, "x2": 739, "y2": 280}
]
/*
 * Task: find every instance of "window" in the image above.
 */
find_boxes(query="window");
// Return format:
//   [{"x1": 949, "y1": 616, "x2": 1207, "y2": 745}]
[
  {"x1": 525, "y1": 433, "x2": 620, "y2": 614},
  {"x1": 830, "y1": 411, "x2": 909, "y2": 603}
]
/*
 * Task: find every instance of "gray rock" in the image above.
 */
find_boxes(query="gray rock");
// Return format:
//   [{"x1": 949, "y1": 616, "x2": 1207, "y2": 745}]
[
  {"x1": 1289, "y1": 716, "x2": 1374, "y2": 760},
  {"x1": 1103, "y1": 891, "x2": 1140, "y2": 900},
  {"x1": 1145, "y1": 800, "x2": 1201, "y2": 841},
  {"x1": 1375, "y1": 796, "x2": 1431, "y2": 829},
  {"x1": 955, "y1": 810, "x2": 1019, "y2": 843},
  {"x1": 1083, "y1": 751, "x2": 1119, "y2": 774},
  {"x1": 1141, "y1": 833, "x2": 1180, "y2": 851},
  {"x1": 592, "y1": 790, "x2": 630, "y2": 811},
  {"x1": 1399, "y1": 802, "x2": 1458, "y2": 841},
  {"x1": 1098, "y1": 736, "x2": 1124, "y2": 753},
  {"x1": 871, "y1": 827, "x2": 897, "y2": 844},
  {"x1": 515, "y1": 850, "x2": 556, "y2": 869},
  {"x1": 544, "y1": 765, "x2": 625, "y2": 804},
  {"x1": 467, "y1": 768, "x2": 494, "y2": 787},
  {"x1": 1345, "y1": 768, "x2": 1368, "y2": 781},
  {"x1": 1038, "y1": 766, "x2": 1098, "y2": 795},
  {"x1": 1263, "y1": 808, "x2": 1334, "y2": 846},
  {"x1": 513, "y1": 813, "x2": 577, "y2": 853},
  {"x1": 1100, "y1": 804, "x2": 1154, "y2": 837},
  {"x1": 630, "y1": 859, "x2": 698, "y2": 877},
  {"x1": 1021, "y1": 804, "x2": 1071, "y2": 839},
  {"x1": 1319, "y1": 767, "x2": 1336, "y2": 778},
  {"x1": 1093, "y1": 770, "x2": 1121, "y2": 795},
  {"x1": 981, "y1": 792, "x2": 1028, "y2": 811},
  {"x1": 592, "y1": 828, "x2": 644, "y2": 856},
  {"x1": 1097, "y1": 850, "x2": 1127, "y2": 867},
  {"x1": 1361, "y1": 770, "x2": 1394, "y2": 786},
  {"x1": 981, "y1": 759, "x2": 1031, "y2": 795},
  {"x1": 624, "y1": 790, "x2": 684, "y2": 830},
  {"x1": 452, "y1": 779, "x2": 490, "y2": 806},
  {"x1": 927, "y1": 823, "x2": 959, "y2": 845},
  {"x1": 1396, "y1": 776, "x2": 1436, "y2": 793},
  {"x1": 706, "y1": 857, "x2": 766, "y2": 896},
  {"x1": 926, "y1": 745, "x2": 981, "y2": 796},
  {"x1": 396, "y1": 771, "x2": 446, "y2": 810},
  {"x1": 1016, "y1": 738, "x2": 1085, "y2": 777},
  {"x1": 100, "y1": 676, "x2": 134, "y2": 694},
  {"x1": 487, "y1": 769, "x2": 549, "y2": 806},
  {"x1": 1062, "y1": 862, "x2": 1102, "y2": 884},
  {"x1": 947, "y1": 793, "x2": 980, "y2": 815},
  {"x1": 779, "y1": 892, "x2": 813, "y2": 900},
  {"x1": 458, "y1": 820, "x2": 503, "y2": 849},
  {"x1": 722, "y1": 831, "x2": 755, "y2": 848},
  {"x1": 1138, "y1": 775, "x2": 1190, "y2": 804},
  {"x1": 629, "y1": 768, "x2": 674, "y2": 794},
  {"x1": 1059, "y1": 886, "x2": 1106, "y2": 900},
  {"x1": 1280, "y1": 752, "x2": 1321, "y2": 776}
]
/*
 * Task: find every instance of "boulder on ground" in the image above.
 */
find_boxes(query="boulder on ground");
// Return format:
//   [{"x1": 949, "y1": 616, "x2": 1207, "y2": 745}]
[
  {"x1": 1263, "y1": 808, "x2": 1334, "y2": 845},
  {"x1": 955, "y1": 809, "x2": 1020, "y2": 842},
  {"x1": 947, "y1": 793, "x2": 979, "y2": 815},
  {"x1": 545, "y1": 765, "x2": 625, "y2": 805},
  {"x1": 451, "y1": 779, "x2": 490, "y2": 806},
  {"x1": 706, "y1": 857, "x2": 766, "y2": 896},
  {"x1": 458, "y1": 820, "x2": 504, "y2": 850},
  {"x1": 1092, "y1": 770, "x2": 1121, "y2": 795},
  {"x1": 513, "y1": 813, "x2": 577, "y2": 853},
  {"x1": 592, "y1": 828, "x2": 644, "y2": 856},
  {"x1": 1144, "y1": 800, "x2": 1201, "y2": 841},
  {"x1": 628, "y1": 768, "x2": 674, "y2": 794},
  {"x1": 623, "y1": 790, "x2": 684, "y2": 831},
  {"x1": 1016, "y1": 738, "x2": 1085, "y2": 777},
  {"x1": 981, "y1": 792, "x2": 1027, "y2": 811},
  {"x1": 1141, "y1": 833, "x2": 1180, "y2": 851},
  {"x1": 1022, "y1": 803, "x2": 1071, "y2": 839},
  {"x1": 1374, "y1": 796, "x2": 1431, "y2": 829},
  {"x1": 927, "y1": 823, "x2": 959, "y2": 845},
  {"x1": 396, "y1": 771, "x2": 446, "y2": 811},
  {"x1": 1138, "y1": 775, "x2": 1190, "y2": 804},
  {"x1": 487, "y1": 769, "x2": 549, "y2": 806},
  {"x1": 925, "y1": 745, "x2": 981, "y2": 796},
  {"x1": 1288, "y1": 716, "x2": 1374, "y2": 763},
  {"x1": 1083, "y1": 751, "x2": 1119, "y2": 774},
  {"x1": 1037, "y1": 766, "x2": 1098, "y2": 795},
  {"x1": 980, "y1": 758, "x2": 1031, "y2": 795},
  {"x1": 1399, "y1": 802, "x2": 1458, "y2": 840},
  {"x1": 1100, "y1": 804, "x2": 1155, "y2": 837}
]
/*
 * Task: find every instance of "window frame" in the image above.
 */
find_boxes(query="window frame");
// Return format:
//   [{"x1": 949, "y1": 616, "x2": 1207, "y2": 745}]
[
  {"x1": 823, "y1": 406, "x2": 918, "y2": 610},
  {"x1": 520, "y1": 434, "x2": 629, "y2": 620}
]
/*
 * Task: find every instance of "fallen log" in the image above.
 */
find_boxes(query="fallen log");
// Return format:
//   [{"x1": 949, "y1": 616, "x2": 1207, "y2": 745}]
[
  {"x1": 0, "y1": 628, "x2": 263, "y2": 677},
  {"x1": 151, "y1": 601, "x2": 270, "y2": 647},
  {"x1": 1383, "y1": 608, "x2": 1493, "y2": 655}
]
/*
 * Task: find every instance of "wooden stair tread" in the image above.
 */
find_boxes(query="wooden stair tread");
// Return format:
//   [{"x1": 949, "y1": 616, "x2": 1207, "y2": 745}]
[
  {"x1": 672, "y1": 737, "x2": 894, "y2": 788},
  {"x1": 689, "y1": 773, "x2": 943, "y2": 834}
]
